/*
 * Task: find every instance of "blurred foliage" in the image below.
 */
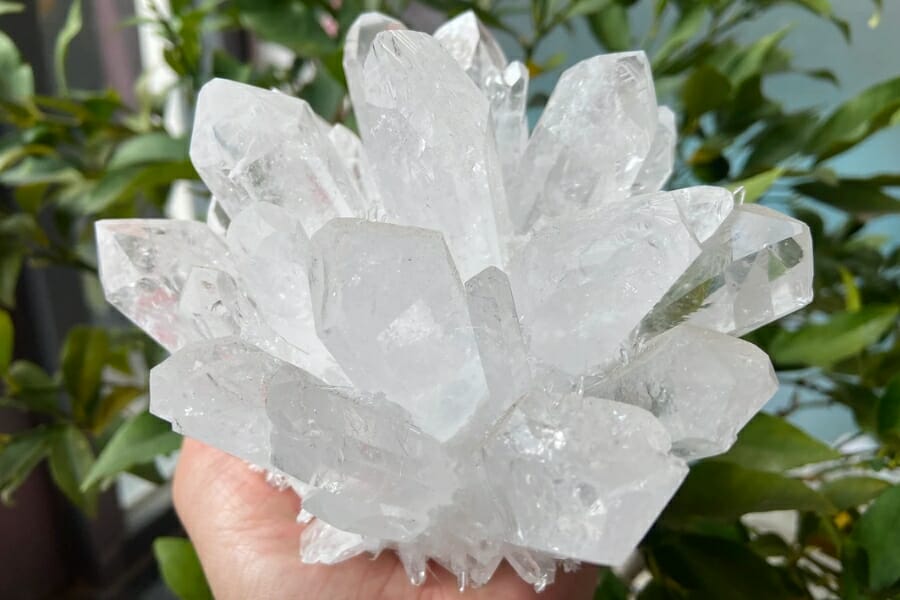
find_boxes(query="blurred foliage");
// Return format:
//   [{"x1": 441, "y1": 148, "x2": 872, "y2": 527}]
[{"x1": 0, "y1": 0, "x2": 899, "y2": 598}]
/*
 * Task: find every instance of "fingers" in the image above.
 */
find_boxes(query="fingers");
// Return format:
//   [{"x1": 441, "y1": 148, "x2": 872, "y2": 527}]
[{"x1": 172, "y1": 438, "x2": 306, "y2": 599}]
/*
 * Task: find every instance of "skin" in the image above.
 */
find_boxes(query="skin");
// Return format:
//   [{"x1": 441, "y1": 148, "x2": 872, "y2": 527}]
[{"x1": 173, "y1": 438, "x2": 599, "y2": 600}]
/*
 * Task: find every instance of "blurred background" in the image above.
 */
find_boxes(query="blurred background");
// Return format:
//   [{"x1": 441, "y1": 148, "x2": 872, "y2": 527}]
[{"x1": 1, "y1": 1, "x2": 898, "y2": 599}]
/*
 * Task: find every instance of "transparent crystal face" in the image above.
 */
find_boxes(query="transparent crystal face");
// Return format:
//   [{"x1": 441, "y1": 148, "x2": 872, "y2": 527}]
[{"x1": 95, "y1": 10, "x2": 813, "y2": 592}]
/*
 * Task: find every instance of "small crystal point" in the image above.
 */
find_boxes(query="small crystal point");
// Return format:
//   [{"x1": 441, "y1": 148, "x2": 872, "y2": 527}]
[{"x1": 632, "y1": 106, "x2": 677, "y2": 195}]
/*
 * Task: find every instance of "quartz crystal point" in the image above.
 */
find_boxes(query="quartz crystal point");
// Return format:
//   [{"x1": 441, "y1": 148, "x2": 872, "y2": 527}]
[{"x1": 96, "y1": 11, "x2": 815, "y2": 591}]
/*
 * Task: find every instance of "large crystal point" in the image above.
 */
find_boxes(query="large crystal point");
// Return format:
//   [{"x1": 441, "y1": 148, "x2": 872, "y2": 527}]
[
  {"x1": 358, "y1": 30, "x2": 507, "y2": 278},
  {"x1": 150, "y1": 336, "x2": 286, "y2": 464},
  {"x1": 309, "y1": 219, "x2": 488, "y2": 440},
  {"x1": 484, "y1": 392, "x2": 687, "y2": 565},
  {"x1": 434, "y1": 11, "x2": 529, "y2": 183},
  {"x1": 508, "y1": 187, "x2": 731, "y2": 374},
  {"x1": 95, "y1": 219, "x2": 234, "y2": 352},
  {"x1": 266, "y1": 366, "x2": 455, "y2": 539},
  {"x1": 632, "y1": 106, "x2": 677, "y2": 195},
  {"x1": 226, "y1": 202, "x2": 348, "y2": 384},
  {"x1": 190, "y1": 79, "x2": 365, "y2": 232},
  {"x1": 509, "y1": 52, "x2": 657, "y2": 230},
  {"x1": 328, "y1": 123, "x2": 383, "y2": 218},
  {"x1": 588, "y1": 325, "x2": 779, "y2": 459},
  {"x1": 639, "y1": 204, "x2": 813, "y2": 339}
]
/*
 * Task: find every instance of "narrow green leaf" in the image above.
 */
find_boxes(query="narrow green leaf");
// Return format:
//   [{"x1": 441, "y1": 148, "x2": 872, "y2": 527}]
[
  {"x1": 853, "y1": 483, "x2": 900, "y2": 590},
  {"x1": 234, "y1": 0, "x2": 335, "y2": 58},
  {"x1": 652, "y1": 5, "x2": 707, "y2": 70},
  {"x1": 61, "y1": 326, "x2": 110, "y2": 425},
  {"x1": 0, "y1": 308, "x2": 12, "y2": 371},
  {"x1": 0, "y1": 251, "x2": 22, "y2": 307},
  {"x1": 5, "y1": 360, "x2": 59, "y2": 415},
  {"x1": 48, "y1": 426, "x2": 97, "y2": 515},
  {"x1": 742, "y1": 111, "x2": 819, "y2": 175},
  {"x1": 0, "y1": 155, "x2": 80, "y2": 186},
  {"x1": 806, "y1": 76, "x2": 900, "y2": 160},
  {"x1": 664, "y1": 461, "x2": 835, "y2": 522},
  {"x1": 0, "y1": 427, "x2": 55, "y2": 504},
  {"x1": 726, "y1": 27, "x2": 791, "y2": 86},
  {"x1": 82, "y1": 411, "x2": 181, "y2": 490},
  {"x1": 90, "y1": 385, "x2": 144, "y2": 434},
  {"x1": 681, "y1": 65, "x2": 732, "y2": 118},
  {"x1": 587, "y1": 3, "x2": 631, "y2": 52},
  {"x1": 53, "y1": 0, "x2": 82, "y2": 95},
  {"x1": 0, "y1": 31, "x2": 34, "y2": 103},
  {"x1": 820, "y1": 476, "x2": 890, "y2": 510},
  {"x1": 794, "y1": 179, "x2": 900, "y2": 216},
  {"x1": 0, "y1": 2, "x2": 24, "y2": 16},
  {"x1": 838, "y1": 266, "x2": 862, "y2": 313},
  {"x1": 769, "y1": 305, "x2": 899, "y2": 368},
  {"x1": 107, "y1": 132, "x2": 190, "y2": 170},
  {"x1": 716, "y1": 413, "x2": 840, "y2": 472},
  {"x1": 728, "y1": 167, "x2": 784, "y2": 203},
  {"x1": 565, "y1": 0, "x2": 611, "y2": 19},
  {"x1": 154, "y1": 537, "x2": 213, "y2": 600},
  {"x1": 877, "y1": 375, "x2": 900, "y2": 439},
  {"x1": 78, "y1": 161, "x2": 197, "y2": 214}
]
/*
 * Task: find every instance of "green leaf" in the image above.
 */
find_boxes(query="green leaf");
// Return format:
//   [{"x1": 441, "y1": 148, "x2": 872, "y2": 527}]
[
  {"x1": 90, "y1": 385, "x2": 144, "y2": 434},
  {"x1": 651, "y1": 533, "x2": 795, "y2": 600},
  {"x1": 877, "y1": 375, "x2": 900, "y2": 439},
  {"x1": 728, "y1": 167, "x2": 784, "y2": 203},
  {"x1": 107, "y1": 132, "x2": 190, "y2": 170},
  {"x1": 565, "y1": 0, "x2": 611, "y2": 19},
  {"x1": 0, "y1": 3, "x2": 24, "y2": 16},
  {"x1": 5, "y1": 360, "x2": 59, "y2": 415},
  {"x1": 726, "y1": 27, "x2": 791, "y2": 87},
  {"x1": 716, "y1": 413, "x2": 840, "y2": 472},
  {"x1": 78, "y1": 161, "x2": 197, "y2": 214},
  {"x1": 853, "y1": 483, "x2": 900, "y2": 590},
  {"x1": 61, "y1": 326, "x2": 110, "y2": 425},
  {"x1": 587, "y1": 3, "x2": 631, "y2": 52},
  {"x1": 234, "y1": 0, "x2": 335, "y2": 58},
  {"x1": 664, "y1": 461, "x2": 835, "y2": 522},
  {"x1": 820, "y1": 476, "x2": 890, "y2": 510},
  {"x1": 82, "y1": 411, "x2": 181, "y2": 490},
  {"x1": 0, "y1": 155, "x2": 80, "y2": 186},
  {"x1": 0, "y1": 308, "x2": 11, "y2": 371},
  {"x1": 0, "y1": 31, "x2": 34, "y2": 103},
  {"x1": 742, "y1": 112, "x2": 819, "y2": 174},
  {"x1": 652, "y1": 5, "x2": 707, "y2": 71},
  {"x1": 154, "y1": 537, "x2": 213, "y2": 600},
  {"x1": 681, "y1": 65, "x2": 732, "y2": 119},
  {"x1": 53, "y1": 0, "x2": 82, "y2": 95},
  {"x1": 0, "y1": 427, "x2": 55, "y2": 504},
  {"x1": 769, "y1": 305, "x2": 899, "y2": 368},
  {"x1": 794, "y1": 179, "x2": 900, "y2": 216},
  {"x1": 806, "y1": 76, "x2": 900, "y2": 161},
  {"x1": 594, "y1": 569, "x2": 628, "y2": 600},
  {"x1": 48, "y1": 426, "x2": 97, "y2": 514},
  {"x1": 0, "y1": 251, "x2": 22, "y2": 307}
]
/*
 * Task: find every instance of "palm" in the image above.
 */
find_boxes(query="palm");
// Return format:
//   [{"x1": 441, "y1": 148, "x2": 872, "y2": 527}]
[{"x1": 173, "y1": 438, "x2": 598, "y2": 600}]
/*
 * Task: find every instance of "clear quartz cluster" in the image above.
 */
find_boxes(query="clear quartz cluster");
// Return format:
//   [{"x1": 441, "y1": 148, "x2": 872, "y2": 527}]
[{"x1": 95, "y1": 11, "x2": 814, "y2": 591}]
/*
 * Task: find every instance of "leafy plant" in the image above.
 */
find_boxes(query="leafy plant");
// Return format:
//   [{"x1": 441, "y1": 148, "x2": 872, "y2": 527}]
[{"x1": 0, "y1": 0, "x2": 898, "y2": 597}]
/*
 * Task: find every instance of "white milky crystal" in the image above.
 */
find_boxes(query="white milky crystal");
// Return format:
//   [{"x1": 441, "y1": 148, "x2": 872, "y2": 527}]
[
  {"x1": 95, "y1": 11, "x2": 814, "y2": 591},
  {"x1": 191, "y1": 78, "x2": 365, "y2": 232},
  {"x1": 509, "y1": 51, "x2": 657, "y2": 230},
  {"x1": 587, "y1": 325, "x2": 779, "y2": 459},
  {"x1": 309, "y1": 219, "x2": 488, "y2": 441},
  {"x1": 358, "y1": 30, "x2": 508, "y2": 278}
]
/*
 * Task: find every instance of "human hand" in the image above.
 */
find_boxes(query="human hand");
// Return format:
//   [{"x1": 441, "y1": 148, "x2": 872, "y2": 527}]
[{"x1": 173, "y1": 438, "x2": 599, "y2": 600}]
